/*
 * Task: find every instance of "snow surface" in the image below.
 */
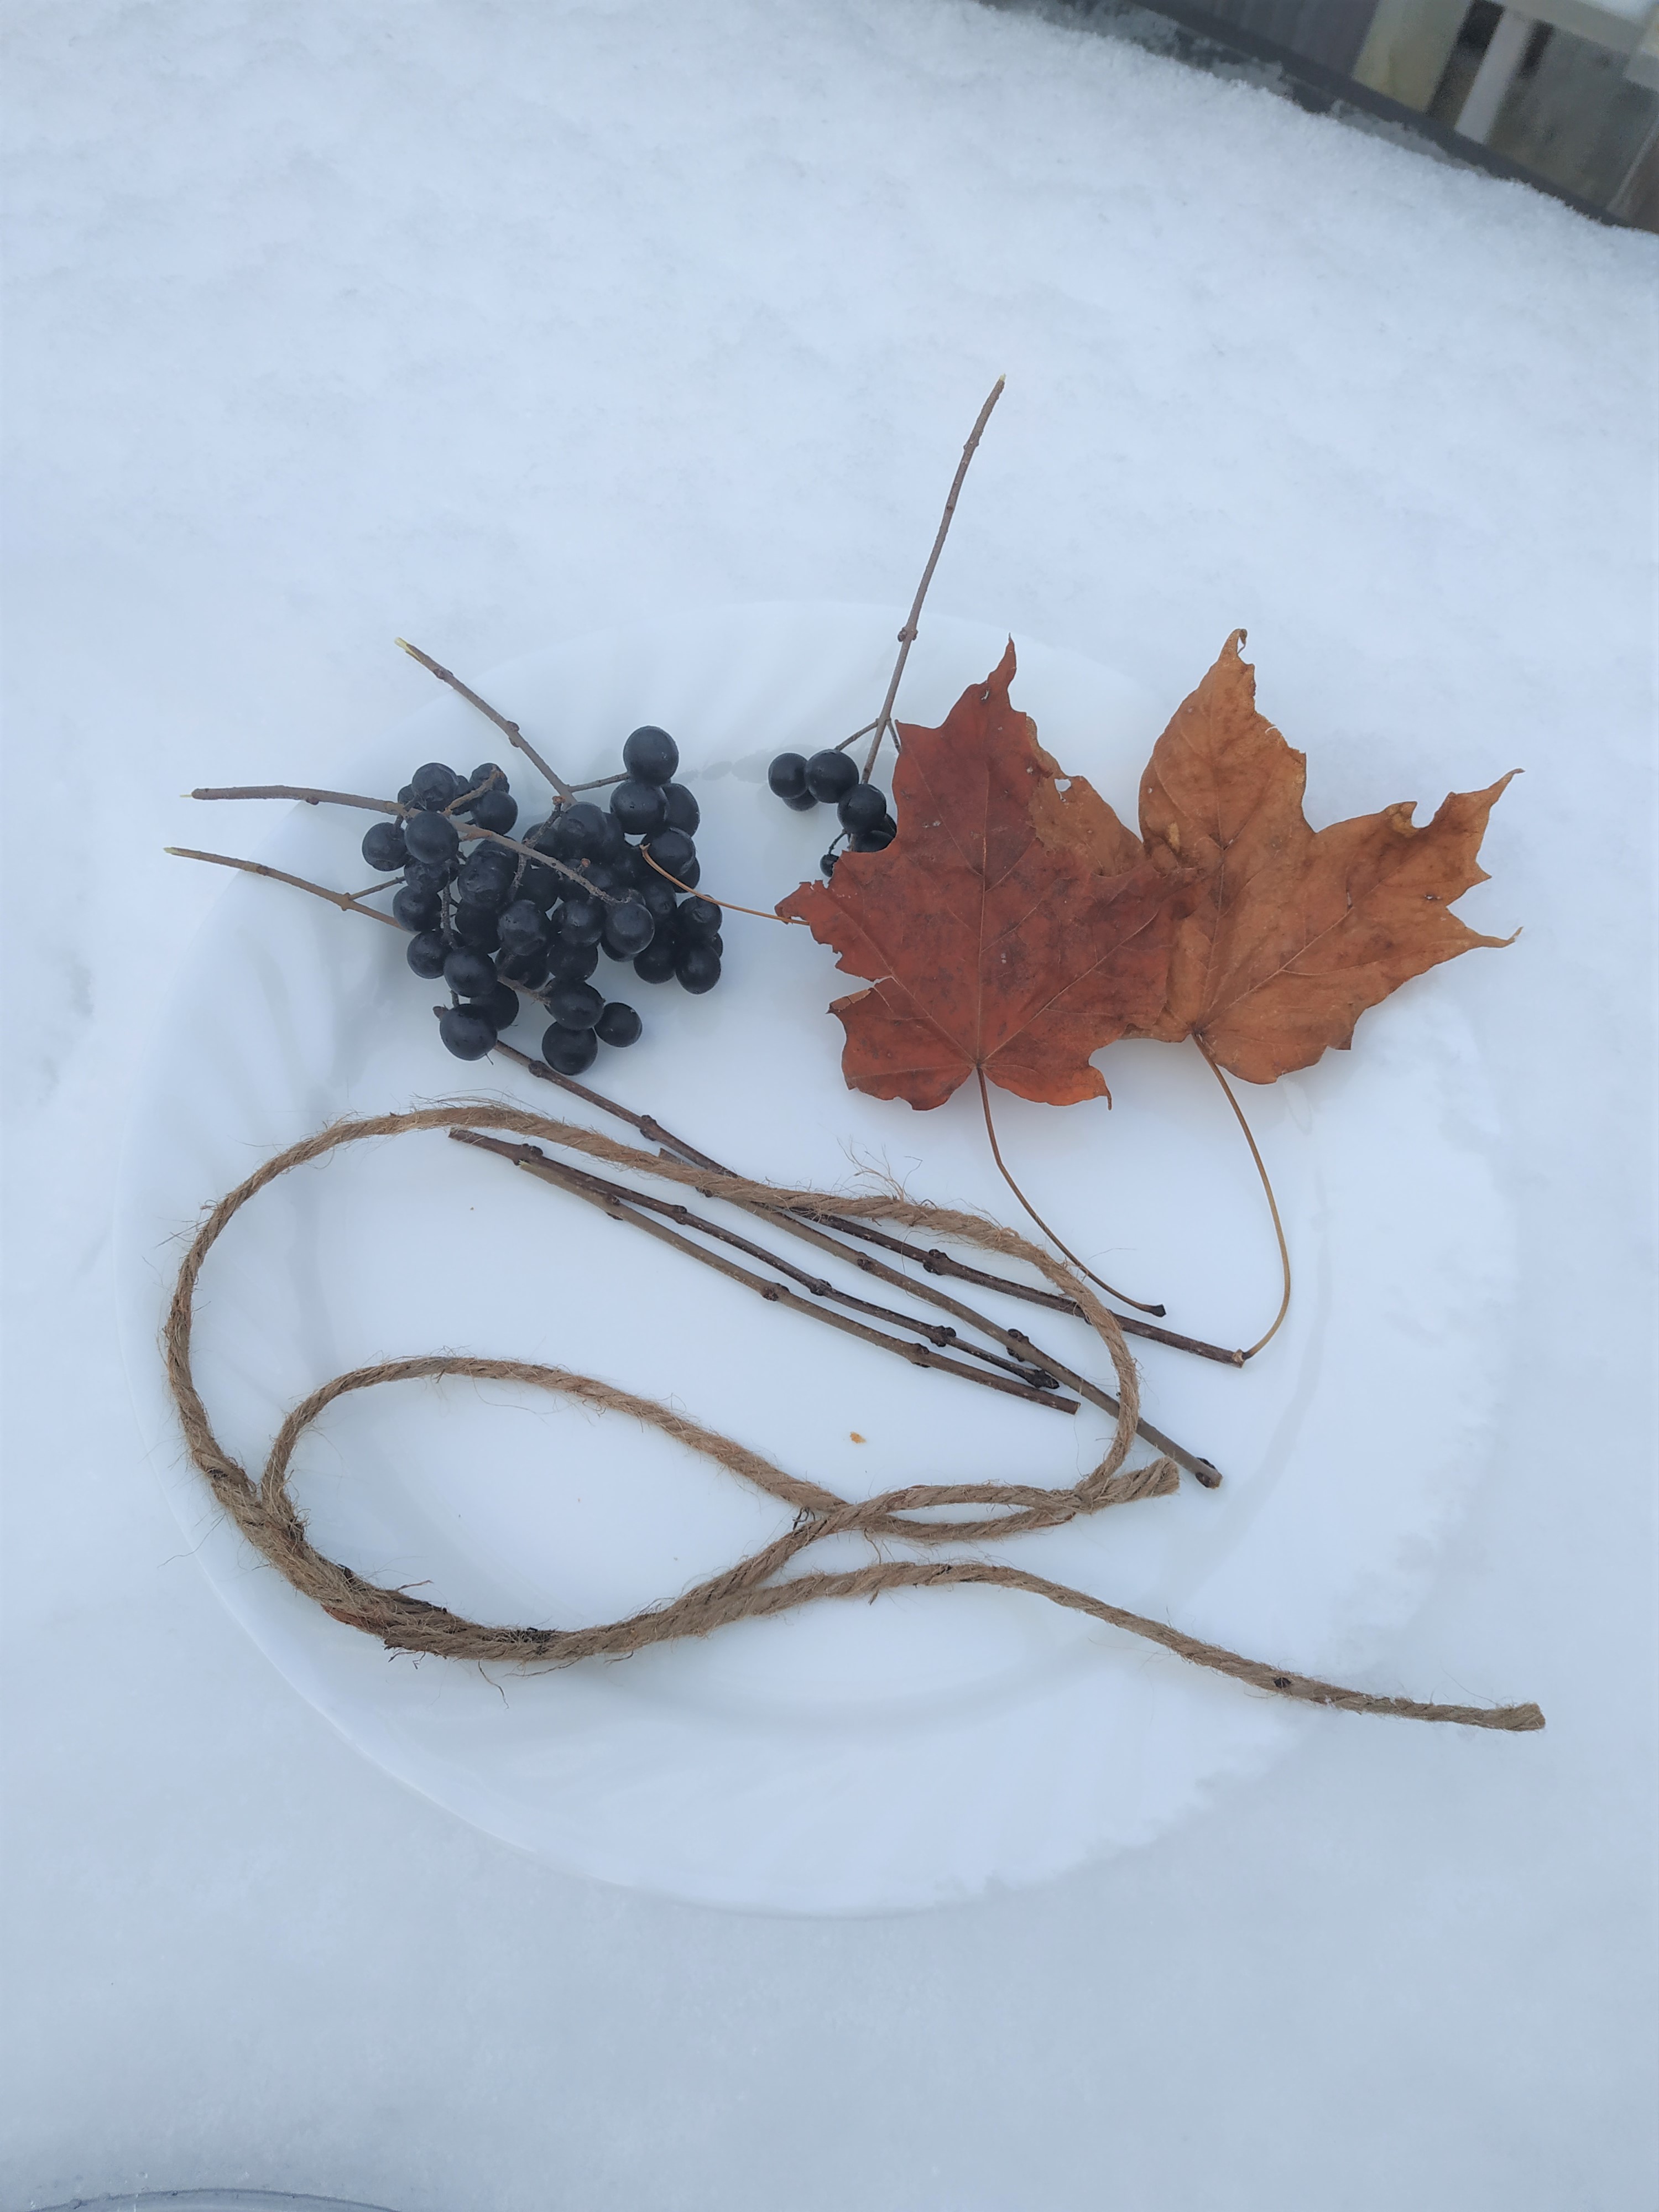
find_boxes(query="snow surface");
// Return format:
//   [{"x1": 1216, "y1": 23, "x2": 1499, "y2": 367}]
[{"x1": 2, "y1": 0, "x2": 1656, "y2": 2206}]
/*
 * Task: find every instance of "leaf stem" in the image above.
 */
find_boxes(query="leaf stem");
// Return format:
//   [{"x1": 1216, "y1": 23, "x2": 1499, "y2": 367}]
[
  {"x1": 638, "y1": 845, "x2": 801, "y2": 925},
  {"x1": 395, "y1": 637, "x2": 573, "y2": 800},
  {"x1": 974, "y1": 1067, "x2": 1167, "y2": 1318},
  {"x1": 1195, "y1": 1038, "x2": 1292, "y2": 1360}
]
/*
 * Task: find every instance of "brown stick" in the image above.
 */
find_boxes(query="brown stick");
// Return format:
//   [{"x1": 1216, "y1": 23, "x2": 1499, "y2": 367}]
[
  {"x1": 190, "y1": 783, "x2": 406, "y2": 816},
  {"x1": 460, "y1": 1134, "x2": 1079, "y2": 1416},
  {"x1": 789, "y1": 1211, "x2": 1242, "y2": 1365},
  {"x1": 854, "y1": 376, "x2": 1005, "y2": 782},
  {"x1": 491, "y1": 1042, "x2": 1223, "y2": 1485},
  {"x1": 188, "y1": 785, "x2": 621, "y2": 907},
  {"x1": 452, "y1": 1130, "x2": 1078, "y2": 1408},
  {"x1": 563, "y1": 1051, "x2": 1235, "y2": 1365},
  {"x1": 395, "y1": 637, "x2": 572, "y2": 800}
]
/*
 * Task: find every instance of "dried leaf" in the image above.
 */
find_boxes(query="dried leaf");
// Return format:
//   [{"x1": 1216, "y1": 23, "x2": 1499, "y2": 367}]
[
  {"x1": 1137, "y1": 631, "x2": 1517, "y2": 1082},
  {"x1": 778, "y1": 644, "x2": 1175, "y2": 1110}
]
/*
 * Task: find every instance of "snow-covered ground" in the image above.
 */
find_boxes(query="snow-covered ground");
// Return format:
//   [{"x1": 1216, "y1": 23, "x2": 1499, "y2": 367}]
[{"x1": 2, "y1": 2, "x2": 1655, "y2": 2206}]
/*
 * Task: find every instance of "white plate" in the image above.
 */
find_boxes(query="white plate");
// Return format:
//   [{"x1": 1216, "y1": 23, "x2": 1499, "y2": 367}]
[{"x1": 114, "y1": 602, "x2": 1517, "y2": 1914}]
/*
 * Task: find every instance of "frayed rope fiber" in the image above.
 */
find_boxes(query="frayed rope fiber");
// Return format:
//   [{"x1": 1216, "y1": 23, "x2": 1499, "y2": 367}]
[{"x1": 164, "y1": 1105, "x2": 1542, "y2": 1730}]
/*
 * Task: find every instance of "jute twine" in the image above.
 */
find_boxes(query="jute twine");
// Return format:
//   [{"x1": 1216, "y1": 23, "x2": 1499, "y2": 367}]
[{"x1": 164, "y1": 1104, "x2": 1542, "y2": 1730}]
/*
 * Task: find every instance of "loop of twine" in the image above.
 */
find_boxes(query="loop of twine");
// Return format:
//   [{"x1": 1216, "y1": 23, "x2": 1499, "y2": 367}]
[{"x1": 164, "y1": 1105, "x2": 1542, "y2": 1730}]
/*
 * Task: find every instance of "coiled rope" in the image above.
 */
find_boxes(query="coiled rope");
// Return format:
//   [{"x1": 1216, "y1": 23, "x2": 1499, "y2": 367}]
[{"x1": 164, "y1": 1104, "x2": 1542, "y2": 1729}]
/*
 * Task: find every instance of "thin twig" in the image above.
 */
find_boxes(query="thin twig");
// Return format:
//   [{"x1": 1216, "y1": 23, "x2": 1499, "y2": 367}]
[
  {"x1": 788, "y1": 1211, "x2": 1241, "y2": 1366},
  {"x1": 832, "y1": 721, "x2": 881, "y2": 754},
  {"x1": 190, "y1": 785, "x2": 615, "y2": 906},
  {"x1": 453, "y1": 1131, "x2": 1079, "y2": 1415},
  {"x1": 395, "y1": 637, "x2": 572, "y2": 800},
  {"x1": 191, "y1": 783, "x2": 405, "y2": 816},
  {"x1": 460, "y1": 823, "x2": 621, "y2": 904},
  {"x1": 492, "y1": 1040, "x2": 1222, "y2": 1485},
  {"x1": 1196, "y1": 1039, "x2": 1292, "y2": 1360},
  {"x1": 849, "y1": 376, "x2": 1005, "y2": 782},
  {"x1": 165, "y1": 848, "x2": 403, "y2": 927},
  {"x1": 975, "y1": 1067, "x2": 1166, "y2": 1318},
  {"x1": 444, "y1": 766, "x2": 503, "y2": 816},
  {"x1": 453, "y1": 1128, "x2": 1074, "y2": 1398}
]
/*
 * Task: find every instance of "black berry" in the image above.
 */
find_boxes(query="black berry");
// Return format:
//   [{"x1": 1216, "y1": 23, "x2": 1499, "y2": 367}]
[
  {"x1": 392, "y1": 884, "x2": 440, "y2": 932},
  {"x1": 410, "y1": 762, "x2": 460, "y2": 810},
  {"x1": 482, "y1": 981, "x2": 521, "y2": 1030},
  {"x1": 439, "y1": 1004, "x2": 497, "y2": 1060},
  {"x1": 675, "y1": 942, "x2": 721, "y2": 995},
  {"x1": 603, "y1": 899, "x2": 655, "y2": 958},
  {"x1": 405, "y1": 930, "x2": 448, "y2": 980},
  {"x1": 444, "y1": 946, "x2": 497, "y2": 999},
  {"x1": 610, "y1": 780, "x2": 667, "y2": 837},
  {"x1": 468, "y1": 789, "x2": 518, "y2": 835},
  {"x1": 837, "y1": 782, "x2": 887, "y2": 834},
  {"x1": 362, "y1": 820, "x2": 408, "y2": 871},
  {"x1": 632, "y1": 938, "x2": 679, "y2": 984},
  {"x1": 540, "y1": 1023, "x2": 599, "y2": 1076},
  {"x1": 404, "y1": 810, "x2": 461, "y2": 865},
  {"x1": 544, "y1": 938, "x2": 600, "y2": 984},
  {"x1": 675, "y1": 896, "x2": 722, "y2": 941},
  {"x1": 643, "y1": 828, "x2": 696, "y2": 882},
  {"x1": 623, "y1": 726, "x2": 679, "y2": 785},
  {"x1": 805, "y1": 750, "x2": 858, "y2": 804},
  {"x1": 560, "y1": 896, "x2": 606, "y2": 947},
  {"x1": 660, "y1": 782, "x2": 700, "y2": 834}
]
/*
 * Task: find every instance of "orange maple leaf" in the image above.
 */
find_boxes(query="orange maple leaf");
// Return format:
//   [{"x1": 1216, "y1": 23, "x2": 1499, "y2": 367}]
[
  {"x1": 778, "y1": 644, "x2": 1175, "y2": 1110},
  {"x1": 1136, "y1": 633, "x2": 1517, "y2": 1083}
]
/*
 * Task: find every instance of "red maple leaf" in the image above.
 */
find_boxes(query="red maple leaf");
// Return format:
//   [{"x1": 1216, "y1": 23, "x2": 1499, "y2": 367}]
[{"x1": 778, "y1": 645, "x2": 1176, "y2": 1109}]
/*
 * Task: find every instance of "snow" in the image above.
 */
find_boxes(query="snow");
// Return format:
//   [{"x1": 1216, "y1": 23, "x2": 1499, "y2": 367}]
[{"x1": 2, "y1": 1, "x2": 1655, "y2": 2206}]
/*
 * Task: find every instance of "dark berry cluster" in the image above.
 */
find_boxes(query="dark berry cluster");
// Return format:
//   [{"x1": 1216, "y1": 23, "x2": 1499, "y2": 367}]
[
  {"x1": 766, "y1": 748, "x2": 896, "y2": 877},
  {"x1": 359, "y1": 728, "x2": 723, "y2": 1070}
]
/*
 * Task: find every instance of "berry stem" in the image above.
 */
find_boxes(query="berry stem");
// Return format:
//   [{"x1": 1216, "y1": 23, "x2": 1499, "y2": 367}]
[
  {"x1": 394, "y1": 637, "x2": 573, "y2": 800},
  {"x1": 856, "y1": 375, "x2": 1006, "y2": 784},
  {"x1": 442, "y1": 765, "x2": 504, "y2": 816},
  {"x1": 164, "y1": 847, "x2": 404, "y2": 927},
  {"x1": 191, "y1": 782, "x2": 406, "y2": 815},
  {"x1": 188, "y1": 784, "x2": 622, "y2": 907},
  {"x1": 831, "y1": 719, "x2": 881, "y2": 757}
]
